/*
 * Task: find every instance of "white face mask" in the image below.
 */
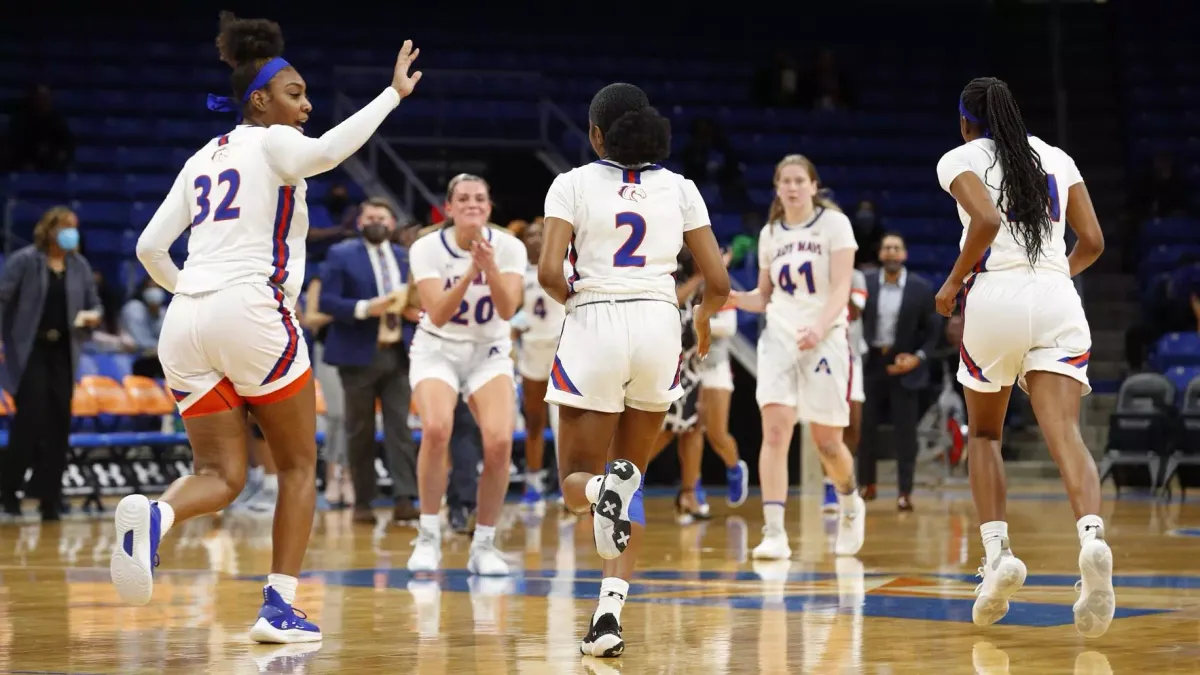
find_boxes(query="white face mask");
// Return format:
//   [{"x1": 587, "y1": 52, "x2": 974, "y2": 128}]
[{"x1": 143, "y1": 287, "x2": 166, "y2": 306}]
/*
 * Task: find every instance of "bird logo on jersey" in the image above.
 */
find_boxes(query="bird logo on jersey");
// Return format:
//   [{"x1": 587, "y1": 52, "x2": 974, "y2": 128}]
[{"x1": 617, "y1": 185, "x2": 647, "y2": 202}]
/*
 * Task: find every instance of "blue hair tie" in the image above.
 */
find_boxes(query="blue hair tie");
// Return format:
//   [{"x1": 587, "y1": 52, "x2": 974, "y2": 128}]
[{"x1": 206, "y1": 57, "x2": 292, "y2": 121}]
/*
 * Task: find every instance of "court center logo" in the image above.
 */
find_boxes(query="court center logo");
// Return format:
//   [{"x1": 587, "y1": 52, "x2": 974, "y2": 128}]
[{"x1": 618, "y1": 185, "x2": 647, "y2": 202}]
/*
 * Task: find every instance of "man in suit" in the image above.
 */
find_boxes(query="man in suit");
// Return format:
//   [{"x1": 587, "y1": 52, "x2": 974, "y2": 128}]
[
  {"x1": 857, "y1": 232, "x2": 943, "y2": 511},
  {"x1": 319, "y1": 199, "x2": 421, "y2": 524}
]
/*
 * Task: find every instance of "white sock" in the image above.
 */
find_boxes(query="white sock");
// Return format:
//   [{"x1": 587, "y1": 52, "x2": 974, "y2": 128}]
[
  {"x1": 419, "y1": 514, "x2": 441, "y2": 538},
  {"x1": 474, "y1": 524, "x2": 496, "y2": 546},
  {"x1": 155, "y1": 501, "x2": 176, "y2": 537},
  {"x1": 823, "y1": 478, "x2": 834, "y2": 487},
  {"x1": 1077, "y1": 514, "x2": 1104, "y2": 545},
  {"x1": 837, "y1": 491, "x2": 859, "y2": 515},
  {"x1": 980, "y1": 521, "x2": 1009, "y2": 564},
  {"x1": 593, "y1": 577, "x2": 629, "y2": 624},
  {"x1": 249, "y1": 466, "x2": 265, "y2": 482},
  {"x1": 763, "y1": 502, "x2": 785, "y2": 531},
  {"x1": 261, "y1": 473, "x2": 279, "y2": 492},
  {"x1": 267, "y1": 573, "x2": 299, "y2": 606},
  {"x1": 585, "y1": 475, "x2": 605, "y2": 505},
  {"x1": 526, "y1": 471, "x2": 544, "y2": 493}
]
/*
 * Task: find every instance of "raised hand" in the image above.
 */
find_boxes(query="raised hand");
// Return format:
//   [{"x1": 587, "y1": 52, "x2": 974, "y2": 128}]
[{"x1": 391, "y1": 40, "x2": 423, "y2": 99}]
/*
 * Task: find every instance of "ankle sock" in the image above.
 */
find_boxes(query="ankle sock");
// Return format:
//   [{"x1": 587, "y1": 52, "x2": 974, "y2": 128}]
[
  {"x1": 593, "y1": 576, "x2": 629, "y2": 625},
  {"x1": 267, "y1": 573, "x2": 299, "y2": 605},
  {"x1": 763, "y1": 501, "x2": 785, "y2": 531},
  {"x1": 419, "y1": 514, "x2": 441, "y2": 538},
  {"x1": 1077, "y1": 514, "x2": 1104, "y2": 545},
  {"x1": 156, "y1": 501, "x2": 176, "y2": 537},
  {"x1": 980, "y1": 521, "x2": 1009, "y2": 564}
]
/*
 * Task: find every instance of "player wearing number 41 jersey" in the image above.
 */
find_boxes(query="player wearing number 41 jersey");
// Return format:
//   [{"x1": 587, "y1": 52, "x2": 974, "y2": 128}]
[
  {"x1": 405, "y1": 173, "x2": 526, "y2": 577},
  {"x1": 113, "y1": 12, "x2": 424, "y2": 646},
  {"x1": 935, "y1": 77, "x2": 1111, "y2": 638}
]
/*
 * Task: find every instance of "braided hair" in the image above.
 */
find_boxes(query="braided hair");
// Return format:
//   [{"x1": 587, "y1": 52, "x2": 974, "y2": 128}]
[{"x1": 960, "y1": 77, "x2": 1051, "y2": 267}]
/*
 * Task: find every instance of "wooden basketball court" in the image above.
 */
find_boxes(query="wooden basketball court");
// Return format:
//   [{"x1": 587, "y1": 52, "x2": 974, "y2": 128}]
[{"x1": 0, "y1": 484, "x2": 1196, "y2": 674}]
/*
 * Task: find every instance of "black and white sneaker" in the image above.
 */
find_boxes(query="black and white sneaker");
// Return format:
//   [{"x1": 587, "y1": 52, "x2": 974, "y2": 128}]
[
  {"x1": 580, "y1": 613, "x2": 624, "y2": 658},
  {"x1": 592, "y1": 459, "x2": 641, "y2": 560}
]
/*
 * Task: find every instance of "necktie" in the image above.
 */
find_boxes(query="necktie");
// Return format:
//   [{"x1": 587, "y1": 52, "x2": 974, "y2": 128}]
[{"x1": 377, "y1": 248, "x2": 400, "y2": 331}]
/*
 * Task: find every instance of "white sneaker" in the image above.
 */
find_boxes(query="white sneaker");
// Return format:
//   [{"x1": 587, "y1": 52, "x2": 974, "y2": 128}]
[
  {"x1": 972, "y1": 546, "x2": 1027, "y2": 626},
  {"x1": 1074, "y1": 537, "x2": 1115, "y2": 638},
  {"x1": 406, "y1": 527, "x2": 442, "y2": 572},
  {"x1": 467, "y1": 539, "x2": 510, "y2": 576},
  {"x1": 751, "y1": 526, "x2": 791, "y2": 560},
  {"x1": 592, "y1": 460, "x2": 642, "y2": 560},
  {"x1": 834, "y1": 494, "x2": 866, "y2": 556}
]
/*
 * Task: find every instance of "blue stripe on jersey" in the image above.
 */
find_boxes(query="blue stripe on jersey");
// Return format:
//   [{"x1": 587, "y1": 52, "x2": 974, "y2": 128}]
[
  {"x1": 269, "y1": 185, "x2": 296, "y2": 285},
  {"x1": 438, "y1": 224, "x2": 494, "y2": 258}
]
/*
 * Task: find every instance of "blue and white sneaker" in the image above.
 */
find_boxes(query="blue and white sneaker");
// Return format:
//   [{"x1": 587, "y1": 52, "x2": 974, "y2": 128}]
[
  {"x1": 249, "y1": 586, "x2": 322, "y2": 644},
  {"x1": 727, "y1": 460, "x2": 749, "y2": 507},
  {"x1": 822, "y1": 479, "x2": 839, "y2": 514},
  {"x1": 520, "y1": 484, "x2": 546, "y2": 516},
  {"x1": 110, "y1": 494, "x2": 162, "y2": 606},
  {"x1": 693, "y1": 480, "x2": 712, "y2": 519}
]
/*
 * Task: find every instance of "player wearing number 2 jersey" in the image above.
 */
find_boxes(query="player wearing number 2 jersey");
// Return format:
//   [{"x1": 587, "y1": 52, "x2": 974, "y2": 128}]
[
  {"x1": 934, "y1": 77, "x2": 1111, "y2": 637},
  {"x1": 539, "y1": 83, "x2": 729, "y2": 658},
  {"x1": 729, "y1": 154, "x2": 866, "y2": 562},
  {"x1": 405, "y1": 174, "x2": 525, "y2": 577},
  {"x1": 111, "y1": 13, "x2": 423, "y2": 645}
]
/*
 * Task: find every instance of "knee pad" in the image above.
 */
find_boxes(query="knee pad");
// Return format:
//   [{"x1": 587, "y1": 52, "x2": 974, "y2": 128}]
[{"x1": 629, "y1": 486, "x2": 646, "y2": 527}]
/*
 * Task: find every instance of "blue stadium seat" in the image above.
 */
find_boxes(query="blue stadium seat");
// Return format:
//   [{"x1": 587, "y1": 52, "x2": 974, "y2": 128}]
[
  {"x1": 1153, "y1": 332, "x2": 1200, "y2": 369},
  {"x1": 91, "y1": 353, "x2": 135, "y2": 381},
  {"x1": 1165, "y1": 365, "x2": 1200, "y2": 397}
]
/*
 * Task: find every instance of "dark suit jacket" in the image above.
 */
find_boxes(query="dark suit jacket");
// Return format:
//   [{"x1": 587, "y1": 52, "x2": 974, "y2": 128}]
[
  {"x1": 0, "y1": 245, "x2": 101, "y2": 389},
  {"x1": 319, "y1": 238, "x2": 410, "y2": 368},
  {"x1": 862, "y1": 268, "x2": 942, "y2": 390}
]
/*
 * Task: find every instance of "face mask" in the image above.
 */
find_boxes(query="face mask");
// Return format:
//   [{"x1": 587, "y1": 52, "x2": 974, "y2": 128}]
[
  {"x1": 144, "y1": 287, "x2": 166, "y2": 306},
  {"x1": 362, "y1": 223, "x2": 389, "y2": 245},
  {"x1": 326, "y1": 194, "x2": 349, "y2": 214},
  {"x1": 56, "y1": 228, "x2": 79, "y2": 251}
]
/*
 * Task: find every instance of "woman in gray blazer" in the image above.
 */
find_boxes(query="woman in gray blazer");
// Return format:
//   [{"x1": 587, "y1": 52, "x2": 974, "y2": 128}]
[{"x1": 0, "y1": 206, "x2": 103, "y2": 520}]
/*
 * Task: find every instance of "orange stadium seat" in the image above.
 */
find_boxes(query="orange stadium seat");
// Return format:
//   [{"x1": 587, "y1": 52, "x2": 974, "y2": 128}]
[
  {"x1": 79, "y1": 375, "x2": 139, "y2": 417},
  {"x1": 0, "y1": 390, "x2": 14, "y2": 416},
  {"x1": 71, "y1": 384, "x2": 100, "y2": 418},
  {"x1": 123, "y1": 375, "x2": 176, "y2": 416}
]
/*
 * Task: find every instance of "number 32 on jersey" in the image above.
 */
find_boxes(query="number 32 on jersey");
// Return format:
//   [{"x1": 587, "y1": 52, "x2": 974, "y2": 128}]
[{"x1": 192, "y1": 169, "x2": 242, "y2": 227}]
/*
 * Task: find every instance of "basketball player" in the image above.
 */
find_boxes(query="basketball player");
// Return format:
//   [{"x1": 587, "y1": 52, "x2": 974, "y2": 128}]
[
  {"x1": 729, "y1": 155, "x2": 866, "y2": 560},
  {"x1": 111, "y1": 12, "x2": 422, "y2": 644},
  {"x1": 935, "y1": 77, "x2": 1111, "y2": 636},
  {"x1": 695, "y1": 276, "x2": 749, "y2": 511},
  {"x1": 513, "y1": 221, "x2": 565, "y2": 513},
  {"x1": 539, "y1": 83, "x2": 730, "y2": 657},
  {"x1": 824, "y1": 269, "x2": 868, "y2": 514},
  {"x1": 406, "y1": 174, "x2": 525, "y2": 576}
]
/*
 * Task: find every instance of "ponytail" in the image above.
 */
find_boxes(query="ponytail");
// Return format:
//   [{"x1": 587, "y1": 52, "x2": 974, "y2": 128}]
[{"x1": 960, "y1": 77, "x2": 1052, "y2": 267}]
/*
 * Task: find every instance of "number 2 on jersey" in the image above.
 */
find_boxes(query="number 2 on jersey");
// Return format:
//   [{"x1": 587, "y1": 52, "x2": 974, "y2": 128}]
[
  {"x1": 192, "y1": 169, "x2": 242, "y2": 227},
  {"x1": 613, "y1": 212, "x2": 647, "y2": 267},
  {"x1": 777, "y1": 262, "x2": 816, "y2": 295}
]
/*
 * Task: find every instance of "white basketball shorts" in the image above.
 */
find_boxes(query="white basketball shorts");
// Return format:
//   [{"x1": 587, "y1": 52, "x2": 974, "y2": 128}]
[
  {"x1": 850, "y1": 351, "x2": 865, "y2": 403},
  {"x1": 698, "y1": 358, "x2": 735, "y2": 392},
  {"x1": 517, "y1": 337, "x2": 558, "y2": 381},
  {"x1": 755, "y1": 322, "x2": 852, "y2": 428},
  {"x1": 958, "y1": 269, "x2": 1092, "y2": 395},
  {"x1": 545, "y1": 293, "x2": 683, "y2": 414},
  {"x1": 408, "y1": 329, "x2": 514, "y2": 397},
  {"x1": 158, "y1": 282, "x2": 311, "y2": 418}
]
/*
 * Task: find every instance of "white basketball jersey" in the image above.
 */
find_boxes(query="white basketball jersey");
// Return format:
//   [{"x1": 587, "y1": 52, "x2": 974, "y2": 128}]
[
  {"x1": 408, "y1": 225, "x2": 527, "y2": 343},
  {"x1": 849, "y1": 268, "x2": 868, "y2": 356},
  {"x1": 543, "y1": 160, "x2": 710, "y2": 304},
  {"x1": 936, "y1": 135, "x2": 1083, "y2": 278},
  {"x1": 757, "y1": 208, "x2": 859, "y2": 334},
  {"x1": 169, "y1": 126, "x2": 309, "y2": 303},
  {"x1": 522, "y1": 264, "x2": 567, "y2": 342}
]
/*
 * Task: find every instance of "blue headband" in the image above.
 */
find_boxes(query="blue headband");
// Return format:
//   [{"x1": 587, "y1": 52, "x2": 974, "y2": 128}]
[
  {"x1": 958, "y1": 98, "x2": 992, "y2": 138},
  {"x1": 206, "y1": 57, "x2": 292, "y2": 121}
]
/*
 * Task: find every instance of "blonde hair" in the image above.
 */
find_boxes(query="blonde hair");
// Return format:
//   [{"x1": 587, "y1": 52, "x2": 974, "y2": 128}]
[
  {"x1": 443, "y1": 173, "x2": 490, "y2": 230},
  {"x1": 33, "y1": 205, "x2": 76, "y2": 252},
  {"x1": 767, "y1": 154, "x2": 841, "y2": 231}
]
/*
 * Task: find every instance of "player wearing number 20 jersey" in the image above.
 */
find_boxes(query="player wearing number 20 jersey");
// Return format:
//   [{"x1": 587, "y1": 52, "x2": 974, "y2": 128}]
[
  {"x1": 407, "y1": 224, "x2": 527, "y2": 396},
  {"x1": 543, "y1": 159, "x2": 710, "y2": 413}
]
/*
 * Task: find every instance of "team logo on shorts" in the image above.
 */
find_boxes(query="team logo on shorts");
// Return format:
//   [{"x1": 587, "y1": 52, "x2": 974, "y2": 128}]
[
  {"x1": 814, "y1": 358, "x2": 831, "y2": 374},
  {"x1": 617, "y1": 185, "x2": 647, "y2": 202}
]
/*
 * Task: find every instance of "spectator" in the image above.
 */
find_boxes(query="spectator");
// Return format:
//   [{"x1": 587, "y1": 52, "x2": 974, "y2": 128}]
[
  {"x1": 307, "y1": 183, "x2": 358, "y2": 265},
  {"x1": 728, "y1": 210, "x2": 762, "y2": 267},
  {"x1": 810, "y1": 48, "x2": 855, "y2": 111},
  {"x1": 680, "y1": 118, "x2": 749, "y2": 211},
  {"x1": 856, "y1": 232, "x2": 942, "y2": 511},
  {"x1": 1133, "y1": 151, "x2": 1188, "y2": 219},
  {"x1": 120, "y1": 277, "x2": 166, "y2": 378},
  {"x1": 319, "y1": 198, "x2": 421, "y2": 524},
  {"x1": 852, "y1": 199, "x2": 884, "y2": 268},
  {"x1": 91, "y1": 270, "x2": 125, "y2": 334},
  {"x1": 0, "y1": 206, "x2": 102, "y2": 520},
  {"x1": 300, "y1": 274, "x2": 353, "y2": 509},
  {"x1": 6, "y1": 85, "x2": 74, "y2": 172},
  {"x1": 752, "y1": 49, "x2": 804, "y2": 107}
]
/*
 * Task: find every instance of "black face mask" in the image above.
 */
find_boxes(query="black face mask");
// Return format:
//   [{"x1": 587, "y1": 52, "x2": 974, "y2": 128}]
[
  {"x1": 362, "y1": 223, "x2": 389, "y2": 244},
  {"x1": 326, "y1": 195, "x2": 349, "y2": 216}
]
